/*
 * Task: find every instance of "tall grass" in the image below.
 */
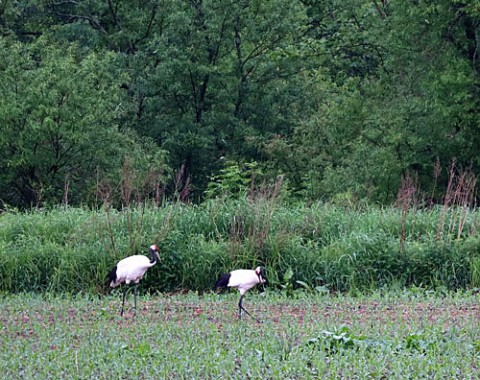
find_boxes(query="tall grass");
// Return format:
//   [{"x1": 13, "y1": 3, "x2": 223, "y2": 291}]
[{"x1": 0, "y1": 198, "x2": 479, "y2": 294}]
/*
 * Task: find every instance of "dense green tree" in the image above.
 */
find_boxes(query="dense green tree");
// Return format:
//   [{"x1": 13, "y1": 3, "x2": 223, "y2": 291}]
[
  {"x1": 287, "y1": 0, "x2": 480, "y2": 202},
  {"x1": 0, "y1": 38, "x2": 168, "y2": 207},
  {"x1": 14, "y1": 0, "x2": 315, "y2": 198},
  {"x1": 123, "y1": 0, "x2": 313, "y2": 197},
  {"x1": 1, "y1": 0, "x2": 480, "y2": 207}
]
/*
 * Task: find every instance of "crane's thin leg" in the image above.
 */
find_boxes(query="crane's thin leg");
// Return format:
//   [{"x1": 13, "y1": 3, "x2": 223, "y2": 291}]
[
  {"x1": 133, "y1": 284, "x2": 138, "y2": 316},
  {"x1": 238, "y1": 295, "x2": 249, "y2": 318},
  {"x1": 121, "y1": 286, "x2": 128, "y2": 316},
  {"x1": 238, "y1": 295, "x2": 260, "y2": 322},
  {"x1": 238, "y1": 295, "x2": 242, "y2": 319}
]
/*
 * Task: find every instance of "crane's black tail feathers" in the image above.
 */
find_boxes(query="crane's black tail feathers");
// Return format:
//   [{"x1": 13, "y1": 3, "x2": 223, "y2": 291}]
[
  {"x1": 213, "y1": 273, "x2": 231, "y2": 291},
  {"x1": 107, "y1": 265, "x2": 117, "y2": 287}
]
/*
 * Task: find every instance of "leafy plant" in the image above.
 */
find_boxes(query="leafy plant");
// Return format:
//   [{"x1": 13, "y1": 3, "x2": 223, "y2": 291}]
[
  {"x1": 205, "y1": 161, "x2": 261, "y2": 199},
  {"x1": 307, "y1": 326, "x2": 368, "y2": 354},
  {"x1": 404, "y1": 332, "x2": 438, "y2": 354}
]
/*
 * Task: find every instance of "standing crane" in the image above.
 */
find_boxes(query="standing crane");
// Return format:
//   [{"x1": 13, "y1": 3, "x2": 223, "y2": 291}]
[
  {"x1": 213, "y1": 266, "x2": 266, "y2": 322},
  {"x1": 107, "y1": 244, "x2": 160, "y2": 316}
]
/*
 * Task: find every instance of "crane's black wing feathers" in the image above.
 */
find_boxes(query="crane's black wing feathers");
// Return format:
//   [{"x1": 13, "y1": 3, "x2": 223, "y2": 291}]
[
  {"x1": 107, "y1": 265, "x2": 117, "y2": 286},
  {"x1": 213, "y1": 273, "x2": 231, "y2": 290}
]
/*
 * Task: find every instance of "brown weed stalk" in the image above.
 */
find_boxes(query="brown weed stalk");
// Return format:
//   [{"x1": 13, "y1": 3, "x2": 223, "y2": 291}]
[
  {"x1": 173, "y1": 163, "x2": 191, "y2": 203},
  {"x1": 396, "y1": 172, "x2": 418, "y2": 253},
  {"x1": 436, "y1": 160, "x2": 477, "y2": 241}
]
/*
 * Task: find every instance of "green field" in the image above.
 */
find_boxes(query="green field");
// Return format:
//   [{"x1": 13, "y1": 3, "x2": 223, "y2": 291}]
[{"x1": 1, "y1": 291, "x2": 479, "y2": 379}]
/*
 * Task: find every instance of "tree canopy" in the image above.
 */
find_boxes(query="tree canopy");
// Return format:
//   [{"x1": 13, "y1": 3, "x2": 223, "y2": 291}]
[{"x1": 1, "y1": 0, "x2": 479, "y2": 208}]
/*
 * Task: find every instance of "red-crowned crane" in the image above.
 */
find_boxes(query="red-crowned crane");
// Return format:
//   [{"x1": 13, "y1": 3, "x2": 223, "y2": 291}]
[
  {"x1": 213, "y1": 266, "x2": 266, "y2": 322},
  {"x1": 107, "y1": 244, "x2": 160, "y2": 316}
]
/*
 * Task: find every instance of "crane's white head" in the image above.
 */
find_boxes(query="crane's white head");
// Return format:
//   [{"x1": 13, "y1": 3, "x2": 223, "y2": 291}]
[
  {"x1": 255, "y1": 266, "x2": 266, "y2": 284},
  {"x1": 149, "y1": 244, "x2": 160, "y2": 261}
]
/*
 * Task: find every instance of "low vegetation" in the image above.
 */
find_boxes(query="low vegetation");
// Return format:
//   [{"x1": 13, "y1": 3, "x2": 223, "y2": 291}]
[{"x1": 0, "y1": 291, "x2": 478, "y2": 378}]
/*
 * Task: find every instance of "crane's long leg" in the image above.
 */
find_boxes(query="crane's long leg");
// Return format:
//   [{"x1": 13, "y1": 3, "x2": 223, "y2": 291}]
[
  {"x1": 133, "y1": 284, "x2": 138, "y2": 316},
  {"x1": 238, "y1": 295, "x2": 250, "y2": 318},
  {"x1": 121, "y1": 286, "x2": 128, "y2": 316},
  {"x1": 238, "y1": 295, "x2": 260, "y2": 322}
]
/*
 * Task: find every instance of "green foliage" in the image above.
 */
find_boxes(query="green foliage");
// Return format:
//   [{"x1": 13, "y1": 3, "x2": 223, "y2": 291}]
[
  {"x1": 2, "y1": 0, "x2": 480, "y2": 206},
  {"x1": 1, "y1": 202, "x2": 480, "y2": 294},
  {"x1": 307, "y1": 327, "x2": 441, "y2": 356},
  {"x1": 307, "y1": 326, "x2": 367, "y2": 353},
  {"x1": 404, "y1": 332, "x2": 438, "y2": 353},
  {"x1": 0, "y1": 38, "x2": 169, "y2": 208},
  {"x1": 205, "y1": 161, "x2": 259, "y2": 199},
  {"x1": 277, "y1": 267, "x2": 296, "y2": 296},
  {"x1": 279, "y1": 0, "x2": 480, "y2": 202}
]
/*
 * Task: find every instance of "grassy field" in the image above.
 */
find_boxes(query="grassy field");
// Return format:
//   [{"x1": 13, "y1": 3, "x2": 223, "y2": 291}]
[{"x1": 1, "y1": 290, "x2": 479, "y2": 379}]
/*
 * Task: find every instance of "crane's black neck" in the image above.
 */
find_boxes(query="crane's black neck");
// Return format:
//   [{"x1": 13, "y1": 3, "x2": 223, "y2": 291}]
[
  {"x1": 149, "y1": 248, "x2": 159, "y2": 264},
  {"x1": 257, "y1": 266, "x2": 266, "y2": 284}
]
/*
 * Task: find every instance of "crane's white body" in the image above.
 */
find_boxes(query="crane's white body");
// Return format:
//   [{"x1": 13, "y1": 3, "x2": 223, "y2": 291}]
[
  {"x1": 225, "y1": 269, "x2": 266, "y2": 295},
  {"x1": 213, "y1": 266, "x2": 266, "y2": 321},
  {"x1": 110, "y1": 255, "x2": 156, "y2": 287},
  {"x1": 108, "y1": 244, "x2": 160, "y2": 316}
]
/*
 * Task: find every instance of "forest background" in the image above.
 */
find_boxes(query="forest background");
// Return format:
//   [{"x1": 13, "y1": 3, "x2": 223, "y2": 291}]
[{"x1": 1, "y1": 0, "x2": 480, "y2": 208}]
